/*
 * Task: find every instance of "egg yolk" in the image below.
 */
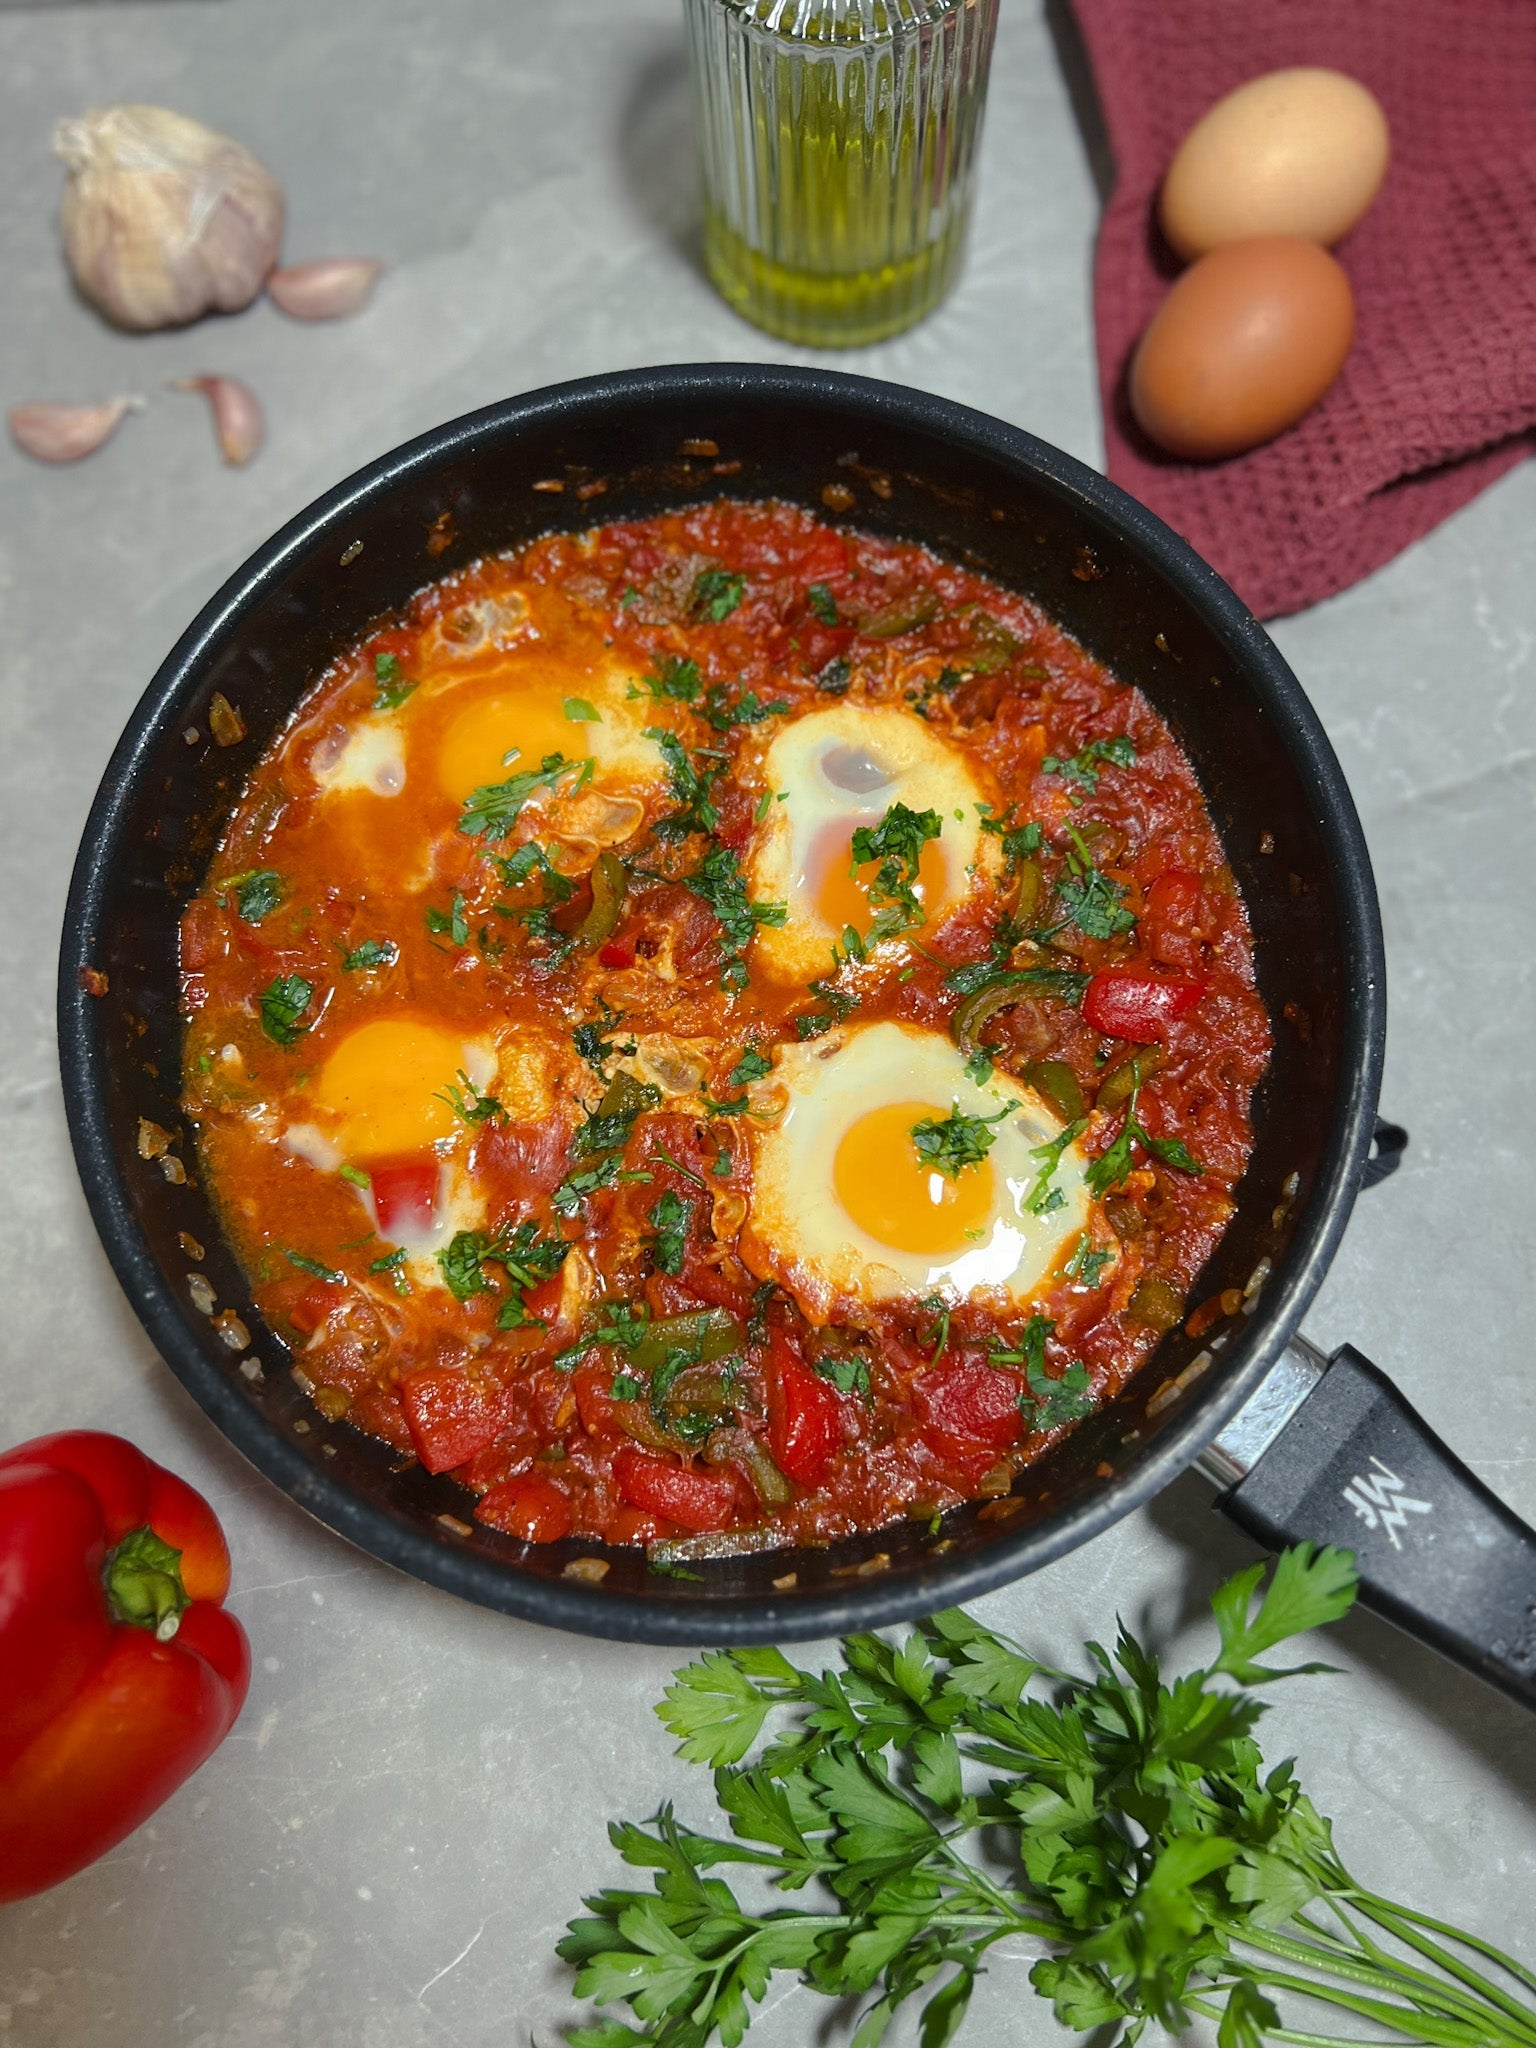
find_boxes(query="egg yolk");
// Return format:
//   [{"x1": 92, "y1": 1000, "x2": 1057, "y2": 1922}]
[
  {"x1": 436, "y1": 681, "x2": 591, "y2": 801},
  {"x1": 809, "y1": 821, "x2": 952, "y2": 936},
  {"x1": 833, "y1": 1100, "x2": 996, "y2": 1256},
  {"x1": 312, "y1": 1017, "x2": 472, "y2": 1159}
]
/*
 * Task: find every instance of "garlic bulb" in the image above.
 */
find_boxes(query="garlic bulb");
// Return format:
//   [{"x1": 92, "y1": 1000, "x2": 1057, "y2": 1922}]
[{"x1": 54, "y1": 105, "x2": 284, "y2": 331}]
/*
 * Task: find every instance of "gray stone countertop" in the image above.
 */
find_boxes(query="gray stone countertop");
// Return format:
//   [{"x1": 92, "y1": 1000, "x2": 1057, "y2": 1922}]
[{"x1": 1, "y1": 3, "x2": 1533, "y2": 2044}]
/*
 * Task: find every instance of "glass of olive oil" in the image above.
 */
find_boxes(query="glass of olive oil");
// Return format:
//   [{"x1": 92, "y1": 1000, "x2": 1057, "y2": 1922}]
[{"x1": 683, "y1": 0, "x2": 1001, "y2": 349}]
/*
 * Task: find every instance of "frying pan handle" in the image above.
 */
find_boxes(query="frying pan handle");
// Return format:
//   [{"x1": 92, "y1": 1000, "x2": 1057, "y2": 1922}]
[{"x1": 1202, "y1": 1340, "x2": 1536, "y2": 1711}]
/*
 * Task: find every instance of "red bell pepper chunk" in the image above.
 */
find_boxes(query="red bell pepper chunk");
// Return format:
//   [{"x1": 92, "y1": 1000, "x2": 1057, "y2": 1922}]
[
  {"x1": 765, "y1": 1335, "x2": 842, "y2": 1488},
  {"x1": 368, "y1": 1154, "x2": 440, "y2": 1242},
  {"x1": 612, "y1": 1448, "x2": 737, "y2": 1533},
  {"x1": 398, "y1": 1367, "x2": 512, "y2": 1474},
  {"x1": 914, "y1": 1354, "x2": 1023, "y2": 1459},
  {"x1": 1081, "y1": 969, "x2": 1206, "y2": 1045},
  {"x1": 475, "y1": 1472, "x2": 573, "y2": 1542},
  {"x1": 598, "y1": 936, "x2": 637, "y2": 969},
  {"x1": 0, "y1": 1431, "x2": 250, "y2": 1904}
]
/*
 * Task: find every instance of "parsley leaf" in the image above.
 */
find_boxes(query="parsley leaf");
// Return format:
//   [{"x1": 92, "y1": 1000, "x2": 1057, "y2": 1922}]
[
  {"x1": 806, "y1": 582, "x2": 839, "y2": 624},
  {"x1": 848, "y1": 802, "x2": 943, "y2": 941},
  {"x1": 373, "y1": 651, "x2": 417, "y2": 710},
  {"x1": 1086, "y1": 1081, "x2": 1204, "y2": 1196},
  {"x1": 642, "y1": 655, "x2": 703, "y2": 704},
  {"x1": 691, "y1": 567, "x2": 746, "y2": 621},
  {"x1": 341, "y1": 938, "x2": 396, "y2": 972},
  {"x1": 564, "y1": 697, "x2": 601, "y2": 722},
  {"x1": 1051, "y1": 826, "x2": 1137, "y2": 942},
  {"x1": 817, "y1": 655, "x2": 851, "y2": 696},
  {"x1": 228, "y1": 869, "x2": 284, "y2": 924},
  {"x1": 1041, "y1": 733, "x2": 1136, "y2": 793},
  {"x1": 1023, "y1": 1117, "x2": 1086, "y2": 1216},
  {"x1": 647, "y1": 728, "x2": 721, "y2": 839},
  {"x1": 812, "y1": 1353, "x2": 870, "y2": 1398},
  {"x1": 683, "y1": 846, "x2": 786, "y2": 991},
  {"x1": 910, "y1": 1100, "x2": 1010, "y2": 1179},
  {"x1": 702, "y1": 684, "x2": 788, "y2": 731},
  {"x1": 437, "y1": 1229, "x2": 498, "y2": 1301},
  {"x1": 728, "y1": 1047, "x2": 772, "y2": 1089},
  {"x1": 1064, "y1": 1233, "x2": 1113, "y2": 1287},
  {"x1": 647, "y1": 1190, "x2": 693, "y2": 1276},
  {"x1": 259, "y1": 973, "x2": 313, "y2": 1046},
  {"x1": 284, "y1": 1247, "x2": 344, "y2": 1284},
  {"x1": 425, "y1": 890, "x2": 470, "y2": 948},
  {"x1": 458, "y1": 752, "x2": 591, "y2": 842},
  {"x1": 573, "y1": 1001, "x2": 636, "y2": 1081},
  {"x1": 437, "y1": 1068, "x2": 506, "y2": 1126}
]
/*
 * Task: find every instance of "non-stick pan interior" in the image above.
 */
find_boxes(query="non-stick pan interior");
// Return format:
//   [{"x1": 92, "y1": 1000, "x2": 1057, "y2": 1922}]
[{"x1": 60, "y1": 366, "x2": 1381, "y2": 1642}]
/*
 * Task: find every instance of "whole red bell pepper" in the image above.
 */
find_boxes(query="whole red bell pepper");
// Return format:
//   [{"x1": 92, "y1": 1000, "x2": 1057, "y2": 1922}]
[{"x1": 0, "y1": 1431, "x2": 251, "y2": 1903}]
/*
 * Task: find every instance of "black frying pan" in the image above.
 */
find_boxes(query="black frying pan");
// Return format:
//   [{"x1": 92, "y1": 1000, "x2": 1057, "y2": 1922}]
[{"x1": 57, "y1": 365, "x2": 1536, "y2": 1705}]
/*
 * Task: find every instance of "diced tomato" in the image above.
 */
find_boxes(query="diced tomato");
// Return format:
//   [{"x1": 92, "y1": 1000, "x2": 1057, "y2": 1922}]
[
  {"x1": 475, "y1": 1472, "x2": 572, "y2": 1542},
  {"x1": 398, "y1": 1368, "x2": 512, "y2": 1474},
  {"x1": 913, "y1": 1353, "x2": 1022, "y2": 1459},
  {"x1": 796, "y1": 529, "x2": 850, "y2": 583},
  {"x1": 1082, "y1": 970, "x2": 1206, "y2": 1045},
  {"x1": 765, "y1": 1335, "x2": 841, "y2": 1488},
  {"x1": 1147, "y1": 868, "x2": 1201, "y2": 928},
  {"x1": 523, "y1": 1273, "x2": 566, "y2": 1328},
  {"x1": 348, "y1": 1385, "x2": 415, "y2": 1455},
  {"x1": 287, "y1": 1280, "x2": 347, "y2": 1336},
  {"x1": 606, "y1": 1505, "x2": 671, "y2": 1545},
  {"x1": 599, "y1": 936, "x2": 636, "y2": 969},
  {"x1": 612, "y1": 1448, "x2": 737, "y2": 1533},
  {"x1": 369, "y1": 1155, "x2": 439, "y2": 1241},
  {"x1": 573, "y1": 1362, "x2": 626, "y2": 1439},
  {"x1": 676, "y1": 1250, "x2": 756, "y2": 1318},
  {"x1": 795, "y1": 622, "x2": 856, "y2": 675}
]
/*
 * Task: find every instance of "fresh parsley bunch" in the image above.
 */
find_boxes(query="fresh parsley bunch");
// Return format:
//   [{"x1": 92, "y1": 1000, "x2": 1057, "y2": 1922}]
[{"x1": 560, "y1": 1547, "x2": 1536, "y2": 2048}]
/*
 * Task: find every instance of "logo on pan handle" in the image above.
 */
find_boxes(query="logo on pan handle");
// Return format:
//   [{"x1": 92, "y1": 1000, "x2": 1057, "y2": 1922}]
[{"x1": 1342, "y1": 1456, "x2": 1433, "y2": 1551}]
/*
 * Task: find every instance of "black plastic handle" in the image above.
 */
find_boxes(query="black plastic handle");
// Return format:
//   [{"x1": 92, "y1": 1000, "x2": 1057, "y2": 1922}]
[{"x1": 1216, "y1": 1345, "x2": 1536, "y2": 1711}]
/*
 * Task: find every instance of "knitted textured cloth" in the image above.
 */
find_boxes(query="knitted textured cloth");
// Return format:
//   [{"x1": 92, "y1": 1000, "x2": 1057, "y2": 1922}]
[{"x1": 1070, "y1": 0, "x2": 1536, "y2": 618}]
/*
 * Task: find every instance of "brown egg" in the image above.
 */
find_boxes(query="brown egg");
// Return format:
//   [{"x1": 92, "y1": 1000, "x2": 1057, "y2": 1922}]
[
  {"x1": 1160, "y1": 68, "x2": 1390, "y2": 259},
  {"x1": 1129, "y1": 237, "x2": 1354, "y2": 462}
]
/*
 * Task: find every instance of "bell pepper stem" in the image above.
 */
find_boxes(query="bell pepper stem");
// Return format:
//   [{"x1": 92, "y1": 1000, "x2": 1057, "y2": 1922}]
[{"x1": 103, "y1": 1525, "x2": 192, "y2": 1639}]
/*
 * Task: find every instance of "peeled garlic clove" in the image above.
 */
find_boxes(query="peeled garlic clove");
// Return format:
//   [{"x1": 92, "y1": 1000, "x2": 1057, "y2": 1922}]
[
  {"x1": 175, "y1": 375, "x2": 263, "y2": 465},
  {"x1": 54, "y1": 105, "x2": 284, "y2": 331},
  {"x1": 267, "y1": 257, "x2": 382, "y2": 321},
  {"x1": 9, "y1": 395, "x2": 141, "y2": 463}
]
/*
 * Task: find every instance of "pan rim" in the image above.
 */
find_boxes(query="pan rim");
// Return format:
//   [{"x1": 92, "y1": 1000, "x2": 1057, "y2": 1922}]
[{"x1": 57, "y1": 361, "x2": 1384, "y2": 1644}]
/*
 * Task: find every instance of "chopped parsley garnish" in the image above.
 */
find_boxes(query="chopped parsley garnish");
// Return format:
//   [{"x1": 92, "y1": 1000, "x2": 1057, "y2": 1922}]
[
  {"x1": 437, "y1": 1229, "x2": 498, "y2": 1301},
  {"x1": 1085, "y1": 1080, "x2": 1204, "y2": 1196},
  {"x1": 943, "y1": 960, "x2": 1091, "y2": 1002},
  {"x1": 1024, "y1": 1117, "x2": 1087, "y2": 1216},
  {"x1": 682, "y1": 845, "x2": 786, "y2": 991},
  {"x1": 1028, "y1": 1351, "x2": 1094, "y2": 1428},
  {"x1": 573, "y1": 1001, "x2": 636, "y2": 1080},
  {"x1": 1065, "y1": 1234, "x2": 1113, "y2": 1287},
  {"x1": 373, "y1": 652, "x2": 417, "y2": 710},
  {"x1": 552, "y1": 1154, "x2": 626, "y2": 1216},
  {"x1": 813, "y1": 1352, "x2": 871, "y2": 1398},
  {"x1": 1042, "y1": 733, "x2": 1136, "y2": 793},
  {"x1": 1050, "y1": 826, "x2": 1137, "y2": 942},
  {"x1": 728, "y1": 1047, "x2": 772, "y2": 1089},
  {"x1": 554, "y1": 1074, "x2": 659, "y2": 1214},
  {"x1": 341, "y1": 938, "x2": 397, "y2": 972},
  {"x1": 458, "y1": 752, "x2": 591, "y2": 842},
  {"x1": 642, "y1": 655, "x2": 703, "y2": 704},
  {"x1": 806, "y1": 582, "x2": 838, "y2": 624},
  {"x1": 284, "y1": 1248, "x2": 344, "y2": 1284},
  {"x1": 259, "y1": 973, "x2": 313, "y2": 1046},
  {"x1": 910, "y1": 1100, "x2": 1010, "y2": 1180},
  {"x1": 979, "y1": 806, "x2": 1044, "y2": 864},
  {"x1": 563, "y1": 696, "x2": 600, "y2": 722},
  {"x1": 920, "y1": 1293, "x2": 952, "y2": 1363},
  {"x1": 647, "y1": 1190, "x2": 693, "y2": 1276},
  {"x1": 817, "y1": 656, "x2": 851, "y2": 696},
  {"x1": 963, "y1": 1049, "x2": 993, "y2": 1085},
  {"x1": 691, "y1": 568, "x2": 746, "y2": 621},
  {"x1": 338, "y1": 1164, "x2": 372, "y2": 1189},
  {"x1": 493, "y1": 841, "x2": 575, "y2": 901},
  {"x1": 368, "y1": 1246, "x2": 411, "y2": 1295},
  {"x1": 795, "y1": 978, "x2": 859, "y2": 1040},
  {"x1": 611, "y1": 1373, "x2": 643, "y2": 1402},
  {"x1": 437, "y1": 1069, "x2": 506, "y2": 1126},
  {"x1": 647, "y1": 728, "x2": 720, "y2": 839},
  {"x1": 227, "y1": 869, "x2": 284, "y2": 924},
  {"x1": 702, "y1": 685, "x2": 788, "y2": 731},
  {"x1": 849, "y1": 802, "x2": 943, "y2": 941},
  {"x1": 425, "y1": 890, "x2": 470, "y2": 948},
  {"x1": 437, "y1": 1219, "x2": 570, "y2": 1320}
]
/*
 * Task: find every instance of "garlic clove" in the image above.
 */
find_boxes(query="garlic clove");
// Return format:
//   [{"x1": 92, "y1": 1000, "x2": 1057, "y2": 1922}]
[
  {"x1": 9, "y1": 395, "x2": 142, "y2": 463},
  {"x1": 54, "y1": 105, "x2": 284, "y2": 332},
  {"x1": 267, "y1": 257, "x2": 383, "y2": 321},
  {"x1": 175, "y1": 375, "x2": 263, "y2": 465}
]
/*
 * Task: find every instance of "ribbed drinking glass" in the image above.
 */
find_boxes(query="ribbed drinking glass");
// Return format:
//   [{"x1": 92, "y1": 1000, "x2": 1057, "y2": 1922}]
[{"x1": 683, "y1": 0, "x2": 1001, "y2": 349}]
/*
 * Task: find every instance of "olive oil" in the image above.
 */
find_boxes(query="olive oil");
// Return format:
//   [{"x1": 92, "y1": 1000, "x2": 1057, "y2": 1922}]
[{"x1": 685, "y1": 0, "x2": 999, "y2": 349}]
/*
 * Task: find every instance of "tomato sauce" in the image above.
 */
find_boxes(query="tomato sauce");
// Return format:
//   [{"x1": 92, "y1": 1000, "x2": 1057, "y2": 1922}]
[{"x1": 180, "y1": 500, "x2": 1269, "y2": 1554}]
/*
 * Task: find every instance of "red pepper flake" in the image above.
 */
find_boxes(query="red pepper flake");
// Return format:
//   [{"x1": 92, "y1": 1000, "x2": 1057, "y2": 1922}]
[{"x1": 78, "y1": 965, "x2": 109, "y2": 997}]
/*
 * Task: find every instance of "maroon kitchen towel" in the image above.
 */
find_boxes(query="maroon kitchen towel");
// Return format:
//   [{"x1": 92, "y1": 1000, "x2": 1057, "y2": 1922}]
[{"x1": 1070, "y1": 0, "x2": 1536, "y2": 618}]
